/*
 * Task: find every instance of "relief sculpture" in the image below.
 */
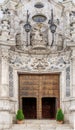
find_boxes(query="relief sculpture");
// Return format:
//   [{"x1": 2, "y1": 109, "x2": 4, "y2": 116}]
[{"x1": 30, "y1": 24, "x2": 48, "y2": 49}]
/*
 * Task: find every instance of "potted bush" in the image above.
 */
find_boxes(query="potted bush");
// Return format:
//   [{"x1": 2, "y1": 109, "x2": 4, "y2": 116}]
[
  {"x1": 56, "y1": 108, "x2": 64, "y2": 124},
  {"x1": 16, "y1": 109, "x2": 24, "y2": 124}
]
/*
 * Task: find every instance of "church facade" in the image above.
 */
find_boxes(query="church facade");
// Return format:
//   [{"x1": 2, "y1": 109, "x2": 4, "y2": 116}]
[{"x1": 0, "y1": 0, "x2": 75, "y2": 129}]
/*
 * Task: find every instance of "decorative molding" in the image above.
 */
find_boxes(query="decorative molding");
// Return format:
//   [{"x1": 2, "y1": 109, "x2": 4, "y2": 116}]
[
  {"x1": 9, "y1": 50, "x2": 71, "y2": 72},
  {"x1": 31, "y1": 57, "x2": 49, "y2": 71},
  {"x1": 9, "y1": 66, "x2": 14, "y2": 97},
  {"x1": 66, "y1": 65, "x2": 70, "y2": 97}
]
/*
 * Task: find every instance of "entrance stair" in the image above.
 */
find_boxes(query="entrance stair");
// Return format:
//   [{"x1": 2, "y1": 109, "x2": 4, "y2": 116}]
[{"x1": 7, "y1": 120, "x2": 73, "y2": 130}]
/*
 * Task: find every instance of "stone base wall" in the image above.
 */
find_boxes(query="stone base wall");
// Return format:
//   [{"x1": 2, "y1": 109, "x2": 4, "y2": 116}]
[
  {"x1": 0, "y1": 98, "x2": 17, "y2": 129},
  {"x1": 0, "y1": 111, "x2": 12, "y2": 129},
  {"x1": 69, "y1": 98, "x2": 75, "y2": 128},
  {"x1": 0, "y1": 99, "x2": 12, "y2": 129},
  {"x1": 61, "y1": 98, "x2": 75, "y2": 128}
]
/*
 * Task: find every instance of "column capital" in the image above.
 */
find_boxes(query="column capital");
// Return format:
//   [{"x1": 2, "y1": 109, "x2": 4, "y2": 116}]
[{"x1": 0, "y1": 45, "x2": 10, "y2": 60}]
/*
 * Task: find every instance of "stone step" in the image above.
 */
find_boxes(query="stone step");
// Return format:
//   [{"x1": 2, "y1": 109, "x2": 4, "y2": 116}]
[{"x1": 6, "y1": 120, "x2": 73, "y2": 130}]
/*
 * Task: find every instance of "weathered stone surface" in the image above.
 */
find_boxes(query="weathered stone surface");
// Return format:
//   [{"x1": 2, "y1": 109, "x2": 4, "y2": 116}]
[
  {"x1": 0, "y1": 0, "x2": 75, "y2": 129},
  {"x1": 6, "y1": 120, "x2": 73, "y2": 130}
]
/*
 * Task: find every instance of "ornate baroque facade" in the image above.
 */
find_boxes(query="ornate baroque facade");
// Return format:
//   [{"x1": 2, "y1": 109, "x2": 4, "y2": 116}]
[{"x1": 0, "y1": 0, "x2": 75, "y2": 129}]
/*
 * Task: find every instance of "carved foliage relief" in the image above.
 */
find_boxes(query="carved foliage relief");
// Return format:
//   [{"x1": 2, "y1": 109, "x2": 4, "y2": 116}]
[{"x1": 9, "y1": 50, "x2": 71, "y2": 72}]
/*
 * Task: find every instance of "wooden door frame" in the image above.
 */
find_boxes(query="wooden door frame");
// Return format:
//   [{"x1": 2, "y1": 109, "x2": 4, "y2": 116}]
[{"x1": 18, "y1": 73, "x2": 60, "y2": 119}]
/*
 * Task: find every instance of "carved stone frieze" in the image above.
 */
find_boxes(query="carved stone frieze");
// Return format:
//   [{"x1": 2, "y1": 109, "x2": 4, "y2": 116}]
[
  {"x1": 9, "y1": 50, "x2": 71, "y2": 72},
  {"x1": 30, "y1": 57, "x2": 49, "y2": 71},
  {"x1": 9, "y1": 51, "x2": 31, "y2": 70}
]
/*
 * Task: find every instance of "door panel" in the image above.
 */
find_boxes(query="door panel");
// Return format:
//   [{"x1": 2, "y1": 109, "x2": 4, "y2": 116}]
[
  {"x1": 19, "y1": 74, "x2": 59, "y2": 119},
  {"x1": 22, "y1": 98, "x2": 37, "y2": 119},
  {"x1": 42, "y1": 98, "x2": 56, "y2": 119}
]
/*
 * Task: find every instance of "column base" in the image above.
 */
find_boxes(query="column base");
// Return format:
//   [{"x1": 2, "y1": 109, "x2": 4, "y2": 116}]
[
  {"x1": 69, "y1": 97, "x2": 75, "y2": 128},
  {"x1": 0, "y1": 111, "x2": 12, "y2": 129},
  {"x1": 0, "y1": 98, "x2": 13, "y2": 129},
  {"x1": 69, "y1": 105, "x2": 75, "y2": 128}
]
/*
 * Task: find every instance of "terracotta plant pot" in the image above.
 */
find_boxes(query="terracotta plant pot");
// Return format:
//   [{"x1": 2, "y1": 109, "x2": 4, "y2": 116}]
[
  {"x1": 17, "y1": 120, "x2": 24, "y2": 124},
  {"x1": 57, "y1": 120, "x2": 64, "y2": 124}
]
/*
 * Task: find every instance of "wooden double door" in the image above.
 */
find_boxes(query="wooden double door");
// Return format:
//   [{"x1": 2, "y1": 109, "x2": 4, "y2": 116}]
[{"x1": 19, "y1": 74, "x2": 60, "y2": 119}]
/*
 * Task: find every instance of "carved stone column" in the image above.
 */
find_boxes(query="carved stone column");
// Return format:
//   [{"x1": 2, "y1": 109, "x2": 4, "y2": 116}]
[
  {"x1": 68, "y1": 44, "x2": 75, "y2": 128},
  {"x1": 0, "y1": 46, "x2": 9, "y2": 97},
  {"x1": 71, "y1": 49, "x2": 75, "y2": 98},
  {"x1": 0, "y1": 46, "x2": 12, "y2": 129}
]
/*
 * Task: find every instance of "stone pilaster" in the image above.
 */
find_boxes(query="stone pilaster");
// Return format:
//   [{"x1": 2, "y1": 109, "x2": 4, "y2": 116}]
[
  {"x1": 0, "y1": 46, "x2": 9, "y2": 97},
  {"x1": 0, "y1": 46, "x2": 12, "y2": 129},
  {"x1": 71, "y1": 49, "x2": 75, "y2": 97},
  {"x1": 68, "y1": 44, "x2": 75, "y2": 128}
]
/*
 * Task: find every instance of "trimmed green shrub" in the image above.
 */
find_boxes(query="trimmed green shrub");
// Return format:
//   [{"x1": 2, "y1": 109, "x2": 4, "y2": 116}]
[
  {"x1": 16, "y1": 109, "x2": 24, "y2": 120},
  {"x1": 56, "y1": 108, "x2": 64, "y2": 121}
]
